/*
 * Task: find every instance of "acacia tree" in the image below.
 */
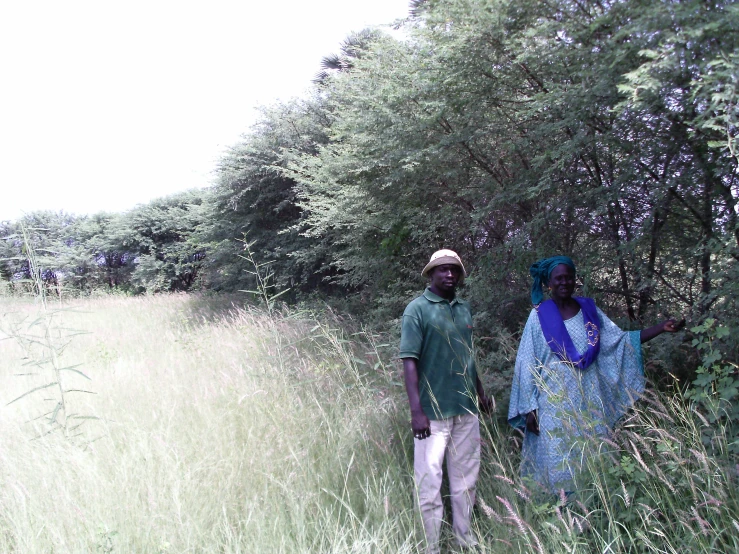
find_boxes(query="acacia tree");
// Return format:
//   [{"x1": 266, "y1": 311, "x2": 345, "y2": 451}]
[
  {"x1": 616, "y1": 0, "x2": 739, "y2": 318},
  {"x1": 282, "y1": 0, "x2": 737, "y2": 335},
  {"x1": 0, "y1": 212, "x2": 83, "y2": 292},
  {"x1": 206, "y1": 96, "x2": 334, "y2": 295},
  {"x1": 113, "y1": 190, "x2": 209, "y2": 293},
  {"x1": 74, "y1": 213, "x2": 135, "y2": 288}
]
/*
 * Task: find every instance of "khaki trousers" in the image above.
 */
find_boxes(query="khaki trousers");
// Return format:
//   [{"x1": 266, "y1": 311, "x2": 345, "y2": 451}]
[{"x1": 414, "y1": 413, "x2": 480, "y2": 554}]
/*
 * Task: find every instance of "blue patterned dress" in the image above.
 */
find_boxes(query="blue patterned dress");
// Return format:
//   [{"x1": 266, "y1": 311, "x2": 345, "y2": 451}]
[{"x1": 508, "y1": 304, "x2": 644, "y2": 492}]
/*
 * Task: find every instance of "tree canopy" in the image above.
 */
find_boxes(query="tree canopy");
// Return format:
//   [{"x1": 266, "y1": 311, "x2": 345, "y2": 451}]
[{"x1": 3, "y1": 0, "x2": 737, "y2": 365}]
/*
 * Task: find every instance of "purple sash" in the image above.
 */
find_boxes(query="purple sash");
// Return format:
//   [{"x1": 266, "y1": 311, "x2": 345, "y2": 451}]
[{"x1": 536, "y1": 297, "x2": 601, "y2": 370}]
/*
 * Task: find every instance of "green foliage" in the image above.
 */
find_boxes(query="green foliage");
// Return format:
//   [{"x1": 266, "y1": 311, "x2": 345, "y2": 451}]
[
  {"x1": 237, "y1": 237, "x2": 290, "y2": 317},
  {"x1": 3, "y1": 0, "x2": 736, "y2": 344},
  {"x1": 581, "y1": 392, "x2": 739, "y2": 552},
  {"x1": 1, "y1": 222, "x2": 97, "y2": 441},
  {"x1": 0, "y1": 190, "x2": 209, "y2": 296},
  {"x1": 206, "y1": 97, "x2": 333, "y2": 296},
  {"x1": 2, "y1": 0, "x2": 738, "y2": 417},
  {"x1": 117, "y1": 190, "x2": 209, "y2": 293},
  {"x1": 684, "y1": 318, "x2": 739, "y2": 455},
  {"x1": 269, "y1": 0, "x2": 738, "y2": 337},
  {"x1": 695, "y1": 46, "x2": 739, "y2": 160},
  {"x1": 1, "y1": 212, "x2": 85, "y2": 293},
  {"x1": 475, "y1": 388, "x2": 739, "y2": 553},
  {"x1": 3, "y1": 294, "x2": 739, "y2": 552},
  {"x1": 74, "y1": 212, "x2": 136, "y2": 290},
  {"x1": 4, "y1": 2, "x2": 739, "y2": 548}
]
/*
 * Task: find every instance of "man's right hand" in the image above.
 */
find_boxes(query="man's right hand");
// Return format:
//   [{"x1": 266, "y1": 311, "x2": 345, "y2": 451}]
[
  {"x1": 412, "y1": 410, "x2": 431, "y2": 440},
  {"x1": 404, "y1": 358, "x2": 432, "y2": 440}
]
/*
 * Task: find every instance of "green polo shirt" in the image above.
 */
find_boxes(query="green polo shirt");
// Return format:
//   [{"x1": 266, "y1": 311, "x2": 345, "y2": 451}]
[{"x1": 399, "y1": 288, "x2": 478, "y2": 420}]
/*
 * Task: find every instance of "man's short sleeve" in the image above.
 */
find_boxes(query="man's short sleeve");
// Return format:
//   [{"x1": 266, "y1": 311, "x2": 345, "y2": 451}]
[{"x1": 399, "y1": 304, "x2": 423, "y2": 360}]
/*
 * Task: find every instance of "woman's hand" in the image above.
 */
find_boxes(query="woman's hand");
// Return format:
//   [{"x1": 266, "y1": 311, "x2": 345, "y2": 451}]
[
  {"x1": 663, "y1": 318, "x2": 686, "y2": 333},
  {"x1": 641, "y1": 318, "x2": 686, "y2": 343},
  {"x1": 526, "y1": 411, "x2": 539, "y2": 436}
]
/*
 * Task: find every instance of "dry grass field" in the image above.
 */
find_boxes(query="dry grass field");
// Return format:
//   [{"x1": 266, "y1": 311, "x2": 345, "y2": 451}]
[
  {"x1": 1, "y1": 293, "x2": 737, "y2": 553},
  {"x1": 0, "y1": 294, "x2": 417, "y2": 553}
]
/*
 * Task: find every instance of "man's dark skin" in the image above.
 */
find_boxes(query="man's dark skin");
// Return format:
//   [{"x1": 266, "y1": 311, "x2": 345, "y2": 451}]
[
  {"x1": 525, "y1": 263, "x2": 685, "y2": 435},
  {"x1": 403, "y1": 263, "x2": 493, "y2": 440}
]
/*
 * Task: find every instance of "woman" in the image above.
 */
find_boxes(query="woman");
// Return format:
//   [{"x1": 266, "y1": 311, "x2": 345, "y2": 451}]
[{"x1": 507, "y1": 256, "x2": 682, "y2": 493}]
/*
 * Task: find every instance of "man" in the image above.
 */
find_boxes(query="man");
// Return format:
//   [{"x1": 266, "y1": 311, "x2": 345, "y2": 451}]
[{"x1": 400, "y1": 249, "x2": 492, "y2": 554}]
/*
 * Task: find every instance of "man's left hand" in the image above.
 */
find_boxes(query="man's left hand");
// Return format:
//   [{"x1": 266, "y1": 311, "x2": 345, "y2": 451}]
[{"x1": 478, "y1": 394, "x2": 494, "y2": 414}]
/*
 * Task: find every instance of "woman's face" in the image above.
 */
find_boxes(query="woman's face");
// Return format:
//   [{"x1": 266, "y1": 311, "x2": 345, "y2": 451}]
[{"x1": 548, "y1": 264, "x2": 575, "y2": 301}]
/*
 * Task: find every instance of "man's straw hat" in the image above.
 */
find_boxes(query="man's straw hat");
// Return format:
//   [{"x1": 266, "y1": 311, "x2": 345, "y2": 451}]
[{"x1": 421, "y1": 249, "x2": 467, "y2": 284}]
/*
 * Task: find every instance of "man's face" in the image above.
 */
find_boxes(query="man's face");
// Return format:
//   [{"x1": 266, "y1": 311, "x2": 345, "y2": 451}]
[{"x1": 429, "y1": 264, "x2": 461, "y2": 294}]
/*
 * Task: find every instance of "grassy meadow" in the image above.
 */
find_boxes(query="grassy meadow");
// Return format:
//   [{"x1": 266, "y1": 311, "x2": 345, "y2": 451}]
[{"x1": 0, "y1": 293, "x2": 738, "y2": 553}]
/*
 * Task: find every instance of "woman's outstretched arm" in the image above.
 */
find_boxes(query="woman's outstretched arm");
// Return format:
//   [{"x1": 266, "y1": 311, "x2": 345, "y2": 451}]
[{"x1": 640, "y1": 319, "x2": 685, "y2": 343}]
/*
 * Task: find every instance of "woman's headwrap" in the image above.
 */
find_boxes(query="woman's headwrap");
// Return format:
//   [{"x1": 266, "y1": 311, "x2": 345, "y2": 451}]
[{"x1": 529, "y1": 256, "x2": 576, "y2": 305}]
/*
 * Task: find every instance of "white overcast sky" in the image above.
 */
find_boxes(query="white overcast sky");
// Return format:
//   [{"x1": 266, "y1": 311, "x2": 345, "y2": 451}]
[{"x1": 0, "y1": 0, "x2": 411, "y2": 222}]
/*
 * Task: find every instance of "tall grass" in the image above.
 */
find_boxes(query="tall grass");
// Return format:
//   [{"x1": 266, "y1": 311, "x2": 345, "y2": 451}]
[
  {"x1": 0, "y1": 293, "x2": 737, "y2": 552},
  {"x1": 0, "y1": 294, "x2": 419, "y2": 552},
  {"x1": 1, "y1": 223, "x2": 95, "y2": 440}
]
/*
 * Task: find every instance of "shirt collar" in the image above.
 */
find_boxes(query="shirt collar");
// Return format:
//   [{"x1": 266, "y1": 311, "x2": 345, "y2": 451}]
[{"x1": 423, "y1": 288, "x2": 461, "y2": 305}]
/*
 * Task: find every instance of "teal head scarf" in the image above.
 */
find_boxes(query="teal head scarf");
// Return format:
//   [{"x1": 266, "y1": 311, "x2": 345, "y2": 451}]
[{"x1": 529, "y1": 256, "x2": 576, "y2": 305}]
